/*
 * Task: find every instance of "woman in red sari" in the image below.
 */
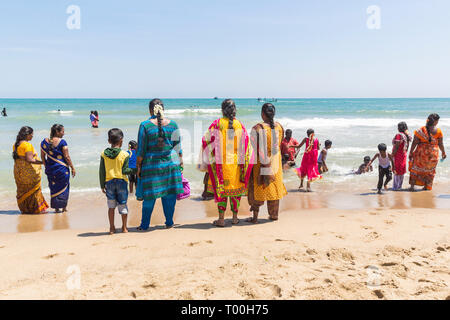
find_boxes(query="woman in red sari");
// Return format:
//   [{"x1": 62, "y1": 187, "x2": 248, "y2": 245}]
[
  {"x1": 392, "y1": 122, "x2": 411, "y2": 190},
  {"x1": 295, "y1": 128, "x2": 322, "y2": 192},
  {"x1": 409, "y1": 114, "x2": 446, "y2": 191}
]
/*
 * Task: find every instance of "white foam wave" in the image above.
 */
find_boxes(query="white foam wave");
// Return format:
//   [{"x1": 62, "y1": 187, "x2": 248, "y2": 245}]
[
  {"x1": 165, "y1": 108, "x2": 221, "y2": 115},
  {"x1": 278, "y1": 117, "x2": 450, "y2": 129},
  {"x1": 48, "y1": 110, "x2": 74, "y2": 114}
]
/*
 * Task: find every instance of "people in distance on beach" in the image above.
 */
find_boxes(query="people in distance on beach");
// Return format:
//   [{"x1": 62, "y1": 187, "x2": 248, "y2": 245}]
[
  {"x1": 318, "y1": 140, "x2": 332, "y2": 174},
  {"x1": 391, "y1": 122, "x2": 411, "y2": 191},
  {"x1": 40, "y1": 124, "x2": 76, "y2": 213},
  {"x1": 281, "y1": 129, "x2": 300, "y2": 168},
  {"x1": 99, "y1": 128, "x2": 136, "y2": 234},
  {"x1": 91, "y1": 110, "x2": 99, "y2": 128},
  {"x1": 409, "y1": 113, "x2": 446, "y2": 191},
  {"x1": 354, "y1": 156, "x2": 373, "y2": 174},
  {"x1": 201, "y1": 99, "x2": 253, "y2": 227},
  {"x1": 1, "y1": 107, "x2": 6, "y2": 117},
  {"x1": 136, "y1": 99, "x2": 184, "y2": 231},
  {"x1": 12, "y1": 126, "x2": 49, "y2": 214},
  {"x1": 247, "y1": 103, "x2": 287, "y2": 224},
  {"x1": 365, "y1": 143, "x2": 394, "y2": 194},
  {"x1": 127, "y1": 140, "x2": 138, "y2": 194},
  {"x1": 295, "y1": 129, "x2": 322, "y2": 192}
]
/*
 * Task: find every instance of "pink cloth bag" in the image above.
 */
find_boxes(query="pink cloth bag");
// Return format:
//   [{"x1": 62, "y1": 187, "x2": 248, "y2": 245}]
[{"x1": 177, "y1": 174, "x2": 191, "y2": 200}]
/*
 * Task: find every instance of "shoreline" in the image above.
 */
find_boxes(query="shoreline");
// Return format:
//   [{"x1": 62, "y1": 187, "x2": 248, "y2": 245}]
[
  {"x1": 1, "y1": 187, "x2": 450, "y2": 233},
  {"x1": 0, "y1": 207, "x2": 448, "y2": 299}
]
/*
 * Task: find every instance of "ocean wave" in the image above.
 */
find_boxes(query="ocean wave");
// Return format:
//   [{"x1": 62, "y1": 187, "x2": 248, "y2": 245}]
[
  {"x1": 165, "y1": 108, "x2": 222, "y2": 115},
  {"x1": 278, "y1": 117, "x2": 450, "y2": 129}
]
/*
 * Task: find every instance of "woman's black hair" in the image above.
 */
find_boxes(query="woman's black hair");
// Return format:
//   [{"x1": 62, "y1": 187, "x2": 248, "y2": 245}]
[
  {"x1": 398, "y1": 121, "x2": 411, "y2": 143},
  {"x1": 325, "y1": 140, "x2": 332, "y2": 147},
  {"x1": 12, "y1": 126, "x2": 33, "y2": 160},
  {"x1": 426, "y1": 113, "x2": 440, "y2": 142},
  {"x1": 94, "y1": 110, "x2": 98, "y2": 117},
  {"x1": 262, "y1": 103, "x2": 276, "y2": 129},
  {"x1": 221, "y1": 99, "x2": 237, "y2": 132},
  {"x1": 307, "y1": 128, "x2": 314, "y2": 137},
  {"x1": 49, "y1": 124, "x2": 64, "y2": 150},
  {"x1": 149, "y1": 98, "x2": 165, "y2": 148},
  {"x1": 364, "y1": 156, "x2": 371, "y2": 162}
]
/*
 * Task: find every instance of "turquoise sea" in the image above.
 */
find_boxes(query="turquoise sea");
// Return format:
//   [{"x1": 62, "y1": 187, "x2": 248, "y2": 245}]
[{"x1": 1, "y1": 98, "x2": 450, "y2": 203}]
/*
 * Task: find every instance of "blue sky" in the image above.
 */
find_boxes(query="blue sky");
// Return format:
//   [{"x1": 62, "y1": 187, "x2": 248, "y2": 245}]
[{"x1": 0, "y1": 0, "x2": 449, "y2": 98}]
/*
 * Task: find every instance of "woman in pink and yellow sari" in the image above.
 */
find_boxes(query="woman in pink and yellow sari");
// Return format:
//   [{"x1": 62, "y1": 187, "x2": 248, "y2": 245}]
[{"x1": 201, "y1": 99, "x2": 253, "y2": 227}]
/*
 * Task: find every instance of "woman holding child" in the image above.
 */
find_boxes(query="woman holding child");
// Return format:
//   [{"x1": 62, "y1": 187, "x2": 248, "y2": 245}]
[
  {"x1": 41, "y1": 124, "x2": 76, "y2": 212},
  {"x1": 247, "y1": 103, "x2": 287, "y2": 223},
  {"x1": 136, "y1": 99, "x2": 184, "y2": 230},
  {"x1": 408, "y1": 113, "x2": 446, "y2": 191},
  {"x1": 200, "y1": 99, "x2": 253, "y2": 227},
  {"x1": 12, "y1": 126, "x2": 49, "y2": 214}
]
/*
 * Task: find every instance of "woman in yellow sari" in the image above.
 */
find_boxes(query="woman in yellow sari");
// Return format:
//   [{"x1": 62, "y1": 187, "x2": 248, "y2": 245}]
[
  {"x1": 13, "y1": 126, "x2": 49, "y2": 214},
  {"x1": 201, "y1": 99, "x2": 253, "y2": 227},
  {"x1": 247, "y1": 103, "x2": 287, "y2": 223},
  {"x1": 409, "y1": 114, "x2": 446, "y2": 191}
]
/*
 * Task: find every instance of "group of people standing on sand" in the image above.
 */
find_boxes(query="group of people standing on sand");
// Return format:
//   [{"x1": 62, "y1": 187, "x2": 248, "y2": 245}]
[
  {"x1": 11, "y1": 100, "x2": 447, "y2": 234},
  {"x1": 12, "y1": 124, "x2": 76, "y2": 214}
]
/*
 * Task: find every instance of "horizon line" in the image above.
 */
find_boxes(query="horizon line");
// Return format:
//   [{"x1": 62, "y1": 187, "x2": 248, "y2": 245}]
[{"x1": 1, "y1": 97, "x2": 450, "y2": 100}]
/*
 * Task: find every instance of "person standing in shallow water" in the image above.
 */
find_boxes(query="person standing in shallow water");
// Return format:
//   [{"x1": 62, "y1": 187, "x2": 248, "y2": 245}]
[
  {"x1": 40, "y1": 124, "x2": 76, "y2": 213},
  {"x1": 12, "y1": 126, "x2": 49, "y2": 214},
  {"x1": 247, "y1": 103, "x2": 287, "y2": 224},
  {"x1": 1, "y1": 107, "x2": 6, "y2": 117},
  {"x1": 409, "y1": 113, "x2": 446, "y2": 191},
  {"x1": 201, "y1": 99, "x2": 253, "y2": 227},
  {"x1": 391, "y1": 122, "x2": 411, "y2": 191},
  {"x1": 136, "y1": 99, "x2": 184, "y2": 230}
]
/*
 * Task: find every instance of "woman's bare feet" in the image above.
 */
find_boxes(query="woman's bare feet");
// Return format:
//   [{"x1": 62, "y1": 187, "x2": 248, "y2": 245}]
[
  {"x1": 55, "y1": 208, "x2": 61, "y2": 213},
  {"x1": 109, "y1": 227, "x2": 116, "y2": 235},
  {"x1": 121, "y1": 227, "x2": 128, "y2": 233},
  {"x1": 384, "y1": 184, "x2": 388, "y2": 190},
  {"x1": 409, "y1": 186, "x2": 415, "y2": 192},
  {"x1": 213, "y1": 219, "x2": 225, "y2": 227},
  {"x1": 245, "y1": 217, "x2": 258, "y2": 224},
  {"x1": 62, "y1": 207, "x2": 68, "y2": 212}
]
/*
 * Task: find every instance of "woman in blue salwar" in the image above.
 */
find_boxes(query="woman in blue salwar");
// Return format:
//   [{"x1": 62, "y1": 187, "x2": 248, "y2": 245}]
[
  {"x1": 136, "y1": 99, "x2": 184, "y2": 230},
  {"x1": 41, "y1": 124, "x2": 76, "y2": 213}
]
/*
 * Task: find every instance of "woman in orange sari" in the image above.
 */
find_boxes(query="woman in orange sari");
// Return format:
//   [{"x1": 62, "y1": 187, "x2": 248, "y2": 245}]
[
  {"x1": 409, "y1": 114, "x2": 446, "y2": 191},
  {"x1": 13, "y1": 126, "x2": 49, "y2": 214}
]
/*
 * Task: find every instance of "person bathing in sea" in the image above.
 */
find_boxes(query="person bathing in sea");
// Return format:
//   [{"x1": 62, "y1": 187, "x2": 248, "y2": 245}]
[
  {"x1": 91, "y1": 110, "x2": 99, "y2": 128},
  {"x1": 295, "y1": 129, "x2": 322, "y2": 192},
  {"x1": 354, "y1": 156, "x2": 373, "y2": 174},
  {"x1": 1, "y1": 107, "x2": 7, "y2": 117},
  {"x1": 280, "y1": 129, "x2": 300, "y2": 168},
  {"x1": 318, "y1": 140, "x2": 332, "y2": 174},
  {"x1": 99, "y1": 128, "x2": 136, "y2": 234},
  {"x1": 365, "y1": 143, "x2": 394, "y2": 194}
]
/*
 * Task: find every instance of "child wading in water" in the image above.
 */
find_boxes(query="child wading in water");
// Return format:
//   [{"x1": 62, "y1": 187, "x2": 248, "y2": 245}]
[
  {"x1": 366, "y1": 143, "x2": 394, "y2": 194},
  {"x1": 295, "y1": 129, "x2": 322, "y2": 192},
  {"x1": 127, "y1": 140, "x2": 138, "y2": 193},
  {"x1": 355, "y1": 156, "x2": 373, "y2": 174},
  {"x1": 318, "y1": 140, "x2": 332, "y2": 174},
  {"x1": 99, "y1": 128, "x2": 136, "y2": 234}
]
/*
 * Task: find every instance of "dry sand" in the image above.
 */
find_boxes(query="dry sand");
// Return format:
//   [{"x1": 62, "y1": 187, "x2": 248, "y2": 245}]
[{"x1": 0, "y1": 200, "x2": 449, "y2": 300}]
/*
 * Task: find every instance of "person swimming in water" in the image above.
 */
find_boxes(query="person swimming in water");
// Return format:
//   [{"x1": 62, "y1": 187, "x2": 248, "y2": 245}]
[{"x1": 1, "y1": 107, "x2": 7, "y2": 117}]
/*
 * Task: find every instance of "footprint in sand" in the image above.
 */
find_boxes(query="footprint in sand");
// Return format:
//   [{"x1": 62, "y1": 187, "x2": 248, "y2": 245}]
[
  {"x1": 43, "y1": 253, "x2": 59, "y2": 259},
  {"x1": 384, "y1": 220, "x2": 394, "y2": 225},
  {"x1": 142, "y1": 282, "x2": 157, "y2": 289},
  {"x1": 361, "y1": 225, "x2": 373, "y2": 230},
  {"x1": 364, "y1": 231, "x2": 381, "y2": 242}
]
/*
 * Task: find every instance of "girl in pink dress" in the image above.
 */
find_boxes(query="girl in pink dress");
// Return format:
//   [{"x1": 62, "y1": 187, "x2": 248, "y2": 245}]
[
  {"x1": 295, "y1": 129, "x2": 322, "y2": 192},
  {"x1": 392, "y1": 122, "x2": 411, "y2": 190}
]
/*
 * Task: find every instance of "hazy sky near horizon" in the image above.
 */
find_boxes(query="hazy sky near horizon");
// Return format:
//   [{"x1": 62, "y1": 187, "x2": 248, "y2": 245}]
[{"x1": 1, "y1": 0, "x2": 449, "y2": 98}]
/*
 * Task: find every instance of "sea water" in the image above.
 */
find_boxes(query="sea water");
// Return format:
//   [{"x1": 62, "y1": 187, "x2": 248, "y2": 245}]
[{"x1": 1, "y1": 98, "x2": 450, "y2": 202}]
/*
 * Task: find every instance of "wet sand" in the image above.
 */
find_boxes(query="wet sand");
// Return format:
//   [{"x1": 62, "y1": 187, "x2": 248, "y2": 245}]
[
  {"x1": 0, "y1": 206, "x2": 448, "y2": 299},
  {"x1": 1, "y1": 187, "x2": 450, "y2": 233}
]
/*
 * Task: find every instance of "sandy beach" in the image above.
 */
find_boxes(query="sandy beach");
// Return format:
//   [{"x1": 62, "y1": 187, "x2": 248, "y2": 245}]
[{"x1": 0, "y1": 192, "x2": 449, "y2": 300}]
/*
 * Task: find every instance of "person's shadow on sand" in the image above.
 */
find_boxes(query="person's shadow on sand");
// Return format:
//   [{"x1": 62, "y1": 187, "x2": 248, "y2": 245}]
[
  {"x1": 174, "y1": 218, "x2": 273, "y2": 230},
  {"x1": 0, "y1": 210, "x2": 21, "y2": 215}
]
